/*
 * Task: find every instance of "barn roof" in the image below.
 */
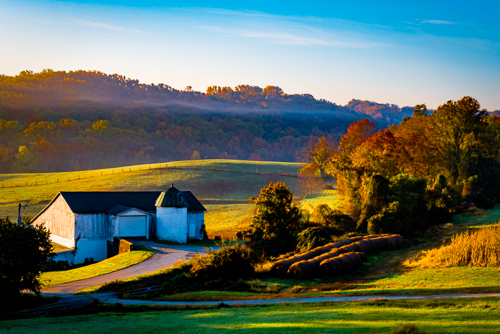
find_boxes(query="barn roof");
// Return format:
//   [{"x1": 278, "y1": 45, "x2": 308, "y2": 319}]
[
  {"x1": 155, "y1": 184, "x2": 188, "y2": 208},
  {"x1": 32, "y1": 190, "x2": 206, "y2": 221},
  {"x1": 60, "y1": 192, "x2": 162, "y2": 213}
]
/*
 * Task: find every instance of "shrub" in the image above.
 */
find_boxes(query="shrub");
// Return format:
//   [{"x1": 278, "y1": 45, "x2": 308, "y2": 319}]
[
  {"x1": 296, "y1": 226, "x2": 333, "y2": 252},
  {"x1": 313, "y1": 204, "x2": 354, "y2": 232},
  {"x1": 390, "y1": 324, "x2": 430, "y2": 334},
  {"x1": 406, "y1": 224, "x2": 500, "y2": 268},
  {"x1": 161, "y1": 245, "x2": 256, "y2": 294},
  {"x1": 189, "y1": 245, "x2": 255, "y2": 282}
]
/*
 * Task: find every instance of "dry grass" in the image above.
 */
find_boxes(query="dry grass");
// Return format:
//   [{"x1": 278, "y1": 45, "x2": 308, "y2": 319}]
[{"x1": 406, "y1": 224, "x2": 500, "y2": 268}]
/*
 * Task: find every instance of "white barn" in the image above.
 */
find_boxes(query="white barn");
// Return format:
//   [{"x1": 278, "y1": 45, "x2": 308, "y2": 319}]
[{"x1": 31, "y1": 184, "x2": 206, "y2": 264}]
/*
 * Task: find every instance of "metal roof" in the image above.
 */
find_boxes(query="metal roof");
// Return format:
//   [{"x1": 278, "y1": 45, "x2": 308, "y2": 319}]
[
  {"x1": 32, "y1": 190, "x2": 206, "y2": 221},
  {"x1": 155, "y1": 184, "x2": 187, "y2": 208}
]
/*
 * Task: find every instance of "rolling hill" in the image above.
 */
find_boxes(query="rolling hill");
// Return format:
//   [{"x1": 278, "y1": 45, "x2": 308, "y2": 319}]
[{"x1": 0, "y1": 159, "x2": 320, "y2": 238}]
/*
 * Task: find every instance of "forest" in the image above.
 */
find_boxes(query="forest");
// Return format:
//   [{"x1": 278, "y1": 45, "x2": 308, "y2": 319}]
[{"x1": 0, "y1": 69, "x2": 416, "y2": 173}]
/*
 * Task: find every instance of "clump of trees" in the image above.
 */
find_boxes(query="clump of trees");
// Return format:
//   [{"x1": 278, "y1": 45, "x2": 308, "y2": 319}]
[
  {"x1": 0, "y1": 218, "x2": 54, "y2": 304},
  {"x1": 301, "y1": 96, "x2": 500, "y2": 236}
]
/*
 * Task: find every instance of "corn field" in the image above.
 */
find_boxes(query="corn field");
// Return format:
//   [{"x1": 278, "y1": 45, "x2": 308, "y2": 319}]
[{"x1": 409, "y1": 224, "x2": 500, "y2": 268}]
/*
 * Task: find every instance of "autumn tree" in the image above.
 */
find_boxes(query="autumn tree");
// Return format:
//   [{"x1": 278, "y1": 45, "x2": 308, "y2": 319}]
[
  {"x1": 300, "y1": 136, "x2": 337, "y2": 179},
  {"x1": 338, "y1": 118, "x2": 376, "y2": 154}
]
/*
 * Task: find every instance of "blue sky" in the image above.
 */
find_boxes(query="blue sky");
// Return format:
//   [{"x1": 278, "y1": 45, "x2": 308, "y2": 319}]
[{"x1": 1, "y1": 0, "x2": 499, "y2": 109}]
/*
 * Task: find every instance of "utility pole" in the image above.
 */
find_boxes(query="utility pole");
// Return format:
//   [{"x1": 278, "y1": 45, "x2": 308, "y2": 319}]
[{"x1": 17, "y1": 203, "x2": 28, "y2": 224}]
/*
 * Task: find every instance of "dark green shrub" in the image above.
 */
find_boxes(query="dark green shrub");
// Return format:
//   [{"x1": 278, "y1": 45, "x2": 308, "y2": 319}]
[
  {"x1": 390, "y1": 324, "x2": 430, "y2": 334},
  {"x1": 161, "y1": 245, "x2": 256, "y2": 295},
  {"x1": 189, "y1": 245, "x2": 255, "y2": 282},
  {"x1": 296, "y1": 226, "x2": 334, "y2": 252},
  {"x1": 313, "y1": 204, "x2": 354, "y2": 232}
]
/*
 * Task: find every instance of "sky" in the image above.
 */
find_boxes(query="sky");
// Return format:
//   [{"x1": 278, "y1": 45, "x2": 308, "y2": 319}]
[{"x1": 1, "y1": 0, "x2": 499, "y2": 110}]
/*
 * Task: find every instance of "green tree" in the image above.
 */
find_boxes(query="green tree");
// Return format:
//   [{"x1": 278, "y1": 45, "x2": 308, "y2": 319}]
[
  {"x1": 434, "y1": 96, "x2": 487, "y2": 183},
  {"x1": 246, "y1": 182, "x2": 302, "y2": 256},
  {"x1": 0, "y1": 218, "x2": 54, "y2": 301}
]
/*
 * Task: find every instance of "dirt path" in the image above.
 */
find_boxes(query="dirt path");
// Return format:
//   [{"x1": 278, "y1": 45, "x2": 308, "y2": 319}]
[
  {"x1": 42, "y1": 241, "x2": 217, "y2": 294},
  {"x1": 94, "y1": 292, "x2": 500, "y2": 306}
]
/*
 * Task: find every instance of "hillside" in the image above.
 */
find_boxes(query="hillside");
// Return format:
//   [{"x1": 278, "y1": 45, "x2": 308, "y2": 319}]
[
  {"x1": 0, "y1": 70, "x2": 417, "y2": 174},
  {"x1": 0, "y1": 159, "x2": 311, "y2": 238}
]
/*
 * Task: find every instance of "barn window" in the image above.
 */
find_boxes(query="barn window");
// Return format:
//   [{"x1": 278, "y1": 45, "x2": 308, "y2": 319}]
[{"x1": 177, "y1": 195, "x2": 183, "y2": 204}]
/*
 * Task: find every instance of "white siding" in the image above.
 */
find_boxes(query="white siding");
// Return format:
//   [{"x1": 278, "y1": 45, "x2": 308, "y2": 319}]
[
  {"x1": 54, "y1": 250, "x2": 75, "y2": 264},
  {"x1": 75, "y1": 214, "x2": 108, "y2": 240},
  {"x1": 74, "y1": 239, "x2": 108, "y2": 264},
  {"x1": 156, "y1": 207, "x2": 188, "y2": 243},
  {"x1": 51, "y1": 234, "x2": 75, "y2": 249},
  {"x1": 32, "y1": 195, "x2": 75, "y2": 243},
  {"x1": 187, "y1": 212, "x2": 205, "y2": 240}
]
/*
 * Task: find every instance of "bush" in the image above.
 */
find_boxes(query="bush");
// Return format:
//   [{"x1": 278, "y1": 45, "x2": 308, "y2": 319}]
[
  {"x1": 296, "y1": 227, "x2": 333, "y2": 252},
  {"x1": 0, "y1": 217, "x2": 54, "y2": 301},
  {"x1": 161, "y1": 245, "x2": 256, "y2": 294},
  {"x1": 189, "y1": 245, "x2": 255, "y2": 281},
  {"x1": 390, "y1": 324, "x2": 430, "y2": 334},
  {"x1": 313, "y1": 204, "x2": 354, "y2": 232}
]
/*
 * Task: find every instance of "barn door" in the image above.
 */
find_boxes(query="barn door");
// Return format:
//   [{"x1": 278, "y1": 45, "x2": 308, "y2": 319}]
[
  {"x1": 188, "y1": 222, "x2": 196, "y2": 238},
  {"x1": 119, "y1": 216, "x2": 147, "y2": 237}
]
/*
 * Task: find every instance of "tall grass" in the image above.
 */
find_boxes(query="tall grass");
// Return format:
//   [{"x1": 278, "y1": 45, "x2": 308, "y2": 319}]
[{"x1": 407, "y1": 224, "x2": 500, "y2": 268}]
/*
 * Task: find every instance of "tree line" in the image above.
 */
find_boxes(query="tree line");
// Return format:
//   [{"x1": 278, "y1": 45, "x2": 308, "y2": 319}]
[{"x1": 0, "y1": 70, "x2": 420, "y2": 173}]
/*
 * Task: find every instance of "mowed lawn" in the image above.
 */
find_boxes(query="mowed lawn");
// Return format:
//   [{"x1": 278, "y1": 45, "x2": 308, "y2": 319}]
[
  {"x1": 41, "y1": 250, "x2": 154, "y2": 288},
  {"x1": 2, "y1": 298, "x2": 500, "y2": 333}
]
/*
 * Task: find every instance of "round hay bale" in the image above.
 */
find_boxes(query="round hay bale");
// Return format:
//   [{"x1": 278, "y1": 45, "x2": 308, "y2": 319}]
[
  {"x1": 271, "y1": 238, "x2": 356, "y2": 276},
  {"x1": 337, "y1": 253, "x2": 355, "y2": 271},
  {"x1": 320, "y1": 258, "x2": 342, "y2": 276},
  {"x1": 344, "y1": 252, "x2": 362, "y2": 267},
  {"x1": 356, "y1": 251, "x2": 368, "y2": 262},
  {"x1": 287, "y1": 260, "x2": 316, "y2": 279},
  {"x1": 388, "y1": 234, "x2": 405, "y2": 248}
]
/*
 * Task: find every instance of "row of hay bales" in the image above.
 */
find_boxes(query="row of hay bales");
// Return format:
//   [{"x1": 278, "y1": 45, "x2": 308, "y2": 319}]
[{"x1": 271, "y1": 234, "x2": 404, "y2": 279}]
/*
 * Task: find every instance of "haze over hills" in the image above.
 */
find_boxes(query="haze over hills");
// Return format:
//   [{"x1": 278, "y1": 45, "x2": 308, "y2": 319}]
[{"x1": 0, "y1": 69, "x2": 417, "y2": 173}]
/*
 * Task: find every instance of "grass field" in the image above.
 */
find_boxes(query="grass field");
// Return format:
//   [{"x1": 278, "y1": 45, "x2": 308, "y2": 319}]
[
  {"x1": 0, "y1": 159, "x2": 305, "y2": 238},
  {"x1": 41, "y1": 250, "x2": 154, "y2": 288},
  {"x1": 2, "y1": 298, "x2": 500, "y2": 333},
  {"x1": 300, "y1": 189, "x2": 340, "y2": 213}
]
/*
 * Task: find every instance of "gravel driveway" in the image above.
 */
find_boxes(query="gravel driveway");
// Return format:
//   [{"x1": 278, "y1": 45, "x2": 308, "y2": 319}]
[{"x1": 42, "y1": 241, "x2": 218, "y2": 294}]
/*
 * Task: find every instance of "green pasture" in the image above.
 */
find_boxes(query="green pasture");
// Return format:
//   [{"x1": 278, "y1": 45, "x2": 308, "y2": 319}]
[
  {"x1": 41, "y1": 250, "x2": 154, "y2": 288},
  {"x1": 300, "y1": 189, "x2": 340, "y2": 213},
  {"x1": 3, "y1": 298, "x2": 500, "y2": 333},
  {"x1": 0, "y1": 159, "x2": 302, "y2": 222},
  {"x1": 0, "y1": 159, "x2": 344, "y2": 238}
]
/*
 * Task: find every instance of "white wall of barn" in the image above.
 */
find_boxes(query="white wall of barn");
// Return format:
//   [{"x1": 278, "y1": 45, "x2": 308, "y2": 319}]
[
  {"x1": 187, "y1": 212, "x2": 205, "y2": 240},
  {"x1": 73, "y1": 213, "x2": 108, "y2": 263},
  {"x1": 53, "y1": 249, "x2": 75, "y2": 264},
  {"x1": 156, "y1": 207, "x2": 188, "y2": 243},
  {"x1": 32, "y1": 195, "x2": 75, "y2": 248},
  {"x1": 74, "y1": 239, "x2": 108, "y2": 263}
]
